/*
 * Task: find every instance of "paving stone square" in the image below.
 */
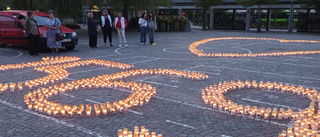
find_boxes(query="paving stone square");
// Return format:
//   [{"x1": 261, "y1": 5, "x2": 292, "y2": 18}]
[{"x1": 0, "y1": 29, "x2": 320, "y2": 137}]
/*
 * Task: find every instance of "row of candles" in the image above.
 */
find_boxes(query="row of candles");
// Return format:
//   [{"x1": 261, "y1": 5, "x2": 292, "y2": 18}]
[
  {"x1": 25, "y1": 80, "x2": 156, "y2": 117},
  {"x1": 0, "y1": 58, "x2": 135, "y2": 93},
  {"x1": 201, "y1": 80, "x2": 318, "y2": 120},
  {"x1": 37, "y1": 58, "x2": 134, "y2": 70},
  {"x1": 118, "y1": 126, "x2": 162, "y2": 137},
  {"x1": 278, "y1": 110, "x2": 320, "y2": 137},
  {"x1": 24, "y1": 68, "x2": 207, "y2": 117},
  {"x1": 188, "y1": 37, "x2": 320, "y2": 57},
  {"x1": 0, "y1": 66, "x2": 69, "y2": 93},
  {"x1": 0, "y1": 56, "x2": 80, "y2": 71}
]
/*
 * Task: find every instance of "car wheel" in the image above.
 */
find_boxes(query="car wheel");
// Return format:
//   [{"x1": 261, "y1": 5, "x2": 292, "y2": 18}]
[
  {"x1": 0, "y1": 44, "x2": 6, "y2": 47},
  {"x1": 65, "y1": 45, "x2": 75, "y2": 50}
]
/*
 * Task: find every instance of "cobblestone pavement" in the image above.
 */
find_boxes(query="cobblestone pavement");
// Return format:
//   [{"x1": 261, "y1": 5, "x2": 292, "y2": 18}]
[{"x1": 0, "y1": 29, "x2": 320, "y2": 137}]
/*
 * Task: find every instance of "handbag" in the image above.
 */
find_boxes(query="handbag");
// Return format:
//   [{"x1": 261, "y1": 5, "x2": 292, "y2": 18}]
[{"x1": 54, "y1": 18, "x2": 64, "y2": 41}]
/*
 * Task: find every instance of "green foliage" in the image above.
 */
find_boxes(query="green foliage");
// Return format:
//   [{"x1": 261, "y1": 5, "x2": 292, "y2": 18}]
[
  {"x1": 106, "y1": 0, "x2": 171, "y2": 11},
  {"x1": 0, "y1": 0, "x2": 12, "y2": 10},
  {"x1": 179, "y1": 16, "x2": 188, "y2": 24},
  {"x1": 9, "y1": 0, "x2": 171, "y2": 19},
  {"x1": 235, "y1": 0, "x2": 280, "y2": 7},
  {"x1": 11, "y1": 0, "x2": 83, "y2": 18},
  {"x1": 299, "y1": 0, "x2": 320, "y2": 11},
  {"x1": 192, "y1": 0, "x2": 224, "y2": 9}
]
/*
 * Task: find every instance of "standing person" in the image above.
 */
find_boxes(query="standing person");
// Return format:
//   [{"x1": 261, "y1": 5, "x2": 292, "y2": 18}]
[
  {"x1": 24, "y1": 11, "x2": 39, "y2": 56},
  {"x1": 87, "y1": 12, "x2": 98, "y2": 49},
  {"x1": 114, "y1": 11, "x2": 127, "y2": 47},
  {"x1": 138, "y1": 12, "x2": 147, "y2": 45},
  {"x1": 148, "y1": 12, "x2": 157, "y2": 45},
  {"x1": 45, "y1": 10, "x2": 62, "y2": 55},
  {"x1": 100, "y1": 10, "x2": 113, "y2": 47}
]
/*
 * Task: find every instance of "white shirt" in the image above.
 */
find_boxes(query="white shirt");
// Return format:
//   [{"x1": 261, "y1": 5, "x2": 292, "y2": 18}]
[{"x1": 139, "y1": 18, "x2": 147, "y2": 26}]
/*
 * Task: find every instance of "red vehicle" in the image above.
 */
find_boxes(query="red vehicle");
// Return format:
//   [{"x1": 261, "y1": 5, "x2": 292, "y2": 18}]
[{"x1": 0, "y1": 10, "x2": 78, "y2": 50}]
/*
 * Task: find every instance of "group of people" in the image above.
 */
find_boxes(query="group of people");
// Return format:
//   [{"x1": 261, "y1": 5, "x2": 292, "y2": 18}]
[
  {"x1": 24, "y1": 10, "x2": 63, "y2": 56},
  {"x1": 87, "y1": 10, "x2": 157, "y2": 48},
  {"x1": 87, "y1": 10, "x2": 128, "y2": 48},
  {"x1": 24, "y1": 9, "x2": 158, "y2": 56}
]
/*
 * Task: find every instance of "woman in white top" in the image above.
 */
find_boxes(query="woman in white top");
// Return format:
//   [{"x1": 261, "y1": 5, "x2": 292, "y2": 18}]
[
  {"x1": 138, "y1": 12, "x2": 147, "y2": 45},
  {"x1": 100, "y1": 10, "x2": 113, "y2": 46}
]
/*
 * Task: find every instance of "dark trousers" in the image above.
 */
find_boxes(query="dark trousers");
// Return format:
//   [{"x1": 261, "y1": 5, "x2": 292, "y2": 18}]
[
  {"x1": 102, "y1": 27, "x2": 112, "y2": 43},
  {"x1": 28, "y1": 34, "x2": 39, "y2": 55},
  {"x1": 89, "y1": 35, "x2": 97, "y2": 47},
  {"x1": 140, "y1": 26, "x2": 147, "y2": 43}
]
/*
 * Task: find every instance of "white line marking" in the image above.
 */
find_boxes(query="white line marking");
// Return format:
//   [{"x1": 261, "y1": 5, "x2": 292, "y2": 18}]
[
  {"x1": 310, "y1": 61, "x2": 320, "y2": 64},
  {"x1": 65, "y1": 77, "x2": 76, "y2": 81},
  {"x1": 221, "y1": 135, "x2": 233, "y2": 137},
  {"x1": 165, "y1": 120, "x2": 196, "y2": 129},
  {"x1": 115, "y1": 47, "x2": 124, "y2": 54},
  {"x1": 116, "y1": 88, "x2": 291, "y2": 127},
  {"x1": 232, "y1": 46, "x2": 252, "y2": 53},
  {"x1": 85, "y1": 99, "x2": 101, "y2": 104},
  {"x1": 113, "y1": 56, "x2": 144, "y2": 60},
  {"x1": 0, "y1": 48, "x2": 23, "y2": 59},
  {"x1": 187, "y1": 70, "x2": 220, "y2": 75},
  {"x1": 248, "y1": 59, "x2": 320, "y2": 68},
  {"x1": 131, "y1": 58, "x2": 159, "y2": 64},
  {"x1": 298, "y1": 79, "x2": 313, "y2": 83},
  {"x1": 154, "y1": 96, "x2": 290, "y2": 127},
  {"x1": 207, "y1": 66, "x2": 320, "y2": 81},
  {"x1": 14, "y1": 69, "x2": 34, "y2": 74},
  {"x1": 241, "y1": 98, "x2": 301, "y2": 110},
  {"x1": 163, "y1": 48, "x2": 190, "y2": 54},
  {"x1": 137, "y1": 80, "x2": 179, "y2": 88},
  {"x1": 128, "y1": 109, "x2": 144, "y2": 115},
  {"x1": 136, "y1": 75, "x2": 161, "y2": 81},
  {"x1": 0, "y1": 99, "x2": 106, "y2": 137},
  {"x1": 63, "y1": 93, "x2": 75, "y2": 98},
  {"x1": 82, "y1": 54, "x2": 120, "y2": 60},
  {"x1": 183, "y1": 65, "x2": 204, "y2": 70},
  {"x1": 115, "y1": 82, "x2": 292, "y2": 127},
  {"x1": 264, "y1": 94, "x2": 279, "y2": 99},
  {"x1": 69, "y1": 68, "x2": 106, "y2": 75},
  {"x1": 295, "y1": 56, "x2": 320, "y2": 60},
  {"x1": 170, "y1": 80, "x2": 181, "y2": 83}
]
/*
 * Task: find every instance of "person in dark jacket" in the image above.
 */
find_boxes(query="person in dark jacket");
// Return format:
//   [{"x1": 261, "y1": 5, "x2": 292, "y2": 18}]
[
  {"x1": 87, "y1": 12, "x2": 98, "y2": 48},
  {"x1": 24, "y1": 11, "x2": 39, "y2": 56}
]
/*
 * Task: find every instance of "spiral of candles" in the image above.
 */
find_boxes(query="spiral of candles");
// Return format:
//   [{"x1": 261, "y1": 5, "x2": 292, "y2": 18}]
[
  {"x1": 118, "y1": 126, "x2": 162, "y2": 137},
  {"x1": 189, "y1": 37, "x2": 320, "y2": 57},
  {"x1": 201, "y1": 80, "x2": 317, "y2": 120},
  {"x1": 24, "y1": 68, "x2": 208, "y2": 117}
]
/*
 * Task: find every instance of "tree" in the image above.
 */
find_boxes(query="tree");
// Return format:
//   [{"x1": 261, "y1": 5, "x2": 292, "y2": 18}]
[
  {"x1": 236, "y1": 0, "x2": 279, "y2": 32},
  {"x1": 11, "y1": 0, "x2": 83, "y2": 18},
  {"x1": 192, "y1": 0, "x2": 224, "y2": 31},
  {"x1": 0, "y1": 0, "x2": 12, "y2": 10},
  {"x1": 299, "y1": 0, "x2": 320, "y2": 11},
  {"x1": 106, "y1": 0, "x2": 171, "y2": 19}
]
